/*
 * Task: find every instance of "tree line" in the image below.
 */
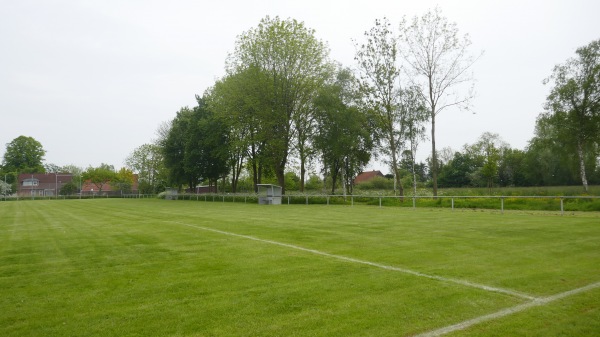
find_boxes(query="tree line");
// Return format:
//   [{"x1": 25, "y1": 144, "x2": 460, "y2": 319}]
[
  {"x1": 0, "y1": 135, "x2": 137, "y2": 196},
  {"x1": 151, "y1": 10, "x2": 482, "y2": 196},
  {"x1": 148, "y1": 12, "x2": 597, "y2": 195},
  {"x1": 2, "y1": 10, "x2": 598, "y2": 196}
]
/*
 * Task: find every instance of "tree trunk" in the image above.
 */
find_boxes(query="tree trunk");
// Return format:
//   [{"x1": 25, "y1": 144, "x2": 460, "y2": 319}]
[
  {"x1": 330, "y1": 170, "x2": 337, "y2": 195},
  {"x1": 411, "y1": 145, "x2": 417, "y2": 196},
  {"x1": 431, "y1": 112, "x2": 438, "y2": 197},
  {"x1": 389, "y1": 133, "x2": 403, "y2": 197},
  {"x1": 276, "y1": 163, "x2": 286, "y2": 195},
  {"x1": 577, "y1": 139, "x2": 589, "y2": 193},
  {"x1": 342, "y1": 157, "x2": 347, "y2": 199},
  {"x1": 300, "y1": 159, "x2": 306, "y2": 192}
]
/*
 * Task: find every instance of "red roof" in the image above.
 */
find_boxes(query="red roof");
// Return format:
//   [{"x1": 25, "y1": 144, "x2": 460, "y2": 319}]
[
  {"x1": 81, "y1": 174, "x2": 139, "y2": 192},
  {"x1": 354, "y1": 170, "x2": 384, "y2": 184}
]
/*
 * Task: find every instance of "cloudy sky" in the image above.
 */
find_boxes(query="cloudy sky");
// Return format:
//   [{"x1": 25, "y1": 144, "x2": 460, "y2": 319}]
[{"x1": 1, "y1": 0, "x2": 599, "y2": 172}]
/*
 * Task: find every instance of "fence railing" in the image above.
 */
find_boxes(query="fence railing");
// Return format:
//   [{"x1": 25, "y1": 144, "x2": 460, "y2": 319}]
[
  {"x1": 2, "y1": 193, "x2": 599, "y2": 214},
  {"x1": 163, "y1": 193, "x2": 600, "y2": 215},
  {"x1": 0, "y1": 194, "x2": 157, "y2": 201}
]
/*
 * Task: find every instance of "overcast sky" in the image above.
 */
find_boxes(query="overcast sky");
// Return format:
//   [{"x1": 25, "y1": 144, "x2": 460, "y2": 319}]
[{"x1": 1, "y1": 0, "x2": 599, "y2": 173}]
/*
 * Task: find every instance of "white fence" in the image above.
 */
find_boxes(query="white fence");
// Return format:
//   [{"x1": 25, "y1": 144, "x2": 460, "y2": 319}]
[
  {"x1": 2, "y1": 193, "x2": 599, "y2": 215},
  {"x1": 155, "y1": 193, "x2": 600, "y2": 215}
]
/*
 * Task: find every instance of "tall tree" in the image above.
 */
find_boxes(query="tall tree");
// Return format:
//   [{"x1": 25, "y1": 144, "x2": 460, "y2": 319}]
[
  {"x1": 314, "y1": 67, "x2": 373, "y2": 195},
  {"x1": 163, "y1": 97, "x2": 230, "y2": 191},
  {"x1": 526, "y1": 113, "x2": 596, "y2": 187},
  {"x1": 399, "y1": 7, "x2": 480, "y2": 196},
  {"x1": 83, "y1": 164, "x2": 116, "y2": 193},
  {"x1": 469, "y1": 132, "x2": 508, "y2": 191},
  {"x1": 227, "y1": 16, "x2": 330, "y2": 194},
  {"x1": 354, "y1": 17, "x2": 405, "y2": 196},
  {"x1": 112, "y1": 168, "x2": 135, "y2": 195},
  {"x1": 2, "y1": 135, "x2": 46, "y2": 173},
  {"x1": 209, "y1": 66, "x2": 271, "y2": 192},
  {"x1": 188, "y1": 96, "x2": 230, "y2": 188},
  {"x1": 163, "y1": 107, "x2": 196, "y2": 189},
  {"x1": 543, "y1": 39, "x2": 600, "y2": 192},
  {"x1": 399, "y1": 85, "x2": 428, "y2": 195},
  {"x1": 125, "y1": 143, "x2": 165, "y2": 194}
]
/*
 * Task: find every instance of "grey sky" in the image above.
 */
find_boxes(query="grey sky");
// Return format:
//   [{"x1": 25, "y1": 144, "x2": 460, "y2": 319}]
[{"x1": 1, "y1": 0, "x2": 599, "y2": 172}]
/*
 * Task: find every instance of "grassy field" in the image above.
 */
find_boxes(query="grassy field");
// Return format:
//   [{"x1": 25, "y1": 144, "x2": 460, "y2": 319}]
[{"x1": 1, "y1": 199, "x2": 599, "y2": 336}]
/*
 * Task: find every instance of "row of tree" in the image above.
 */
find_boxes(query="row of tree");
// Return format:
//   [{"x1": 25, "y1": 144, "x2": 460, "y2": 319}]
[
  {"x1": 152, "y1": 12, "x2": 597, "y2": 195},
  {"x1": 0, "y1": 135, "x2": 136, "y2": 195},
  {"x1": 154, "y1": 9, "x2": 483, "y2": 196},
  {"x1": 2, "y1": 11, "x2": 598, "y2": 196},
  {"x1": 435, "y1": 132, "x2": 600, "y2": 190}
]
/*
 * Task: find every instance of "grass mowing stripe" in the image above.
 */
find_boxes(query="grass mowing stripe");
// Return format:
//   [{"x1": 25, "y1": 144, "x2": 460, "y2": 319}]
[
  {"x1": 416, "y1": 280, "x2": 600, "y2": 337},
  {"x1": 171, "y1": 220, "x2": 537, "y2": 301}
]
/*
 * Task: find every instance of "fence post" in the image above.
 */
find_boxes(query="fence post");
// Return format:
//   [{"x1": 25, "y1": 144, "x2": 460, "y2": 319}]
[
  {"x1": 451, "y1": 198, "x2": 454, "y2": 211},
  {"x1": 379, "y1": 197, "x2": 382, "y2": 208},
  {"x1": 288, "y1": 196, "x2": 290, "y2": 205},
  {"x1": 560, "y1": 198, "x2": 564, "y2": 216},
  {"x1": 412, "y1": 197, "x2": 416, "y2": 209},
  {"x1": 501, "y1": 197, "x2": 504, "y2": 215}
]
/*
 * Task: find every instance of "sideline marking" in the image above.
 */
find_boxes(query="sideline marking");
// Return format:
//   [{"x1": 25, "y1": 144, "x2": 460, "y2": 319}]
[
  {"x1": 171, "y1": 221, "x2": 536, "y2": 301},
  {"x1": 415, "y1": 281, "x2": 600, "y2": 336}
]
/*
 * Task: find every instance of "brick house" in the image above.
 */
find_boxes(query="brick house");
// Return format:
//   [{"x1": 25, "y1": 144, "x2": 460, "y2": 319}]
[
  {"x1": 17, "y1": 173, "x2": 74, "y2": 197},
  {"x1": 81, "y1": 174, "x2": 139, "y2": 196},
  {"x1": 353, "y1": 170, "x2": 384, "y2": 185}
]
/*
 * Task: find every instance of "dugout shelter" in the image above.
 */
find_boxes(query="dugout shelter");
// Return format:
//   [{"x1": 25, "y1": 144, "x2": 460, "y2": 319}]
[{"x1": 257, "y1": 184, "x2": 282, "y2": 205}]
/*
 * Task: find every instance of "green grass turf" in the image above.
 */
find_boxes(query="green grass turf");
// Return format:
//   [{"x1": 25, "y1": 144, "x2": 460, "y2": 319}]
[{"x1": 0, "y1": 199, "x2": 599, "y2": 336}]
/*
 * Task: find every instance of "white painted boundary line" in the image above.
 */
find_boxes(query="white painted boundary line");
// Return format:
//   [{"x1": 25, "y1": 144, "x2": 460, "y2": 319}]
[
  {"x1": 171, "y1": 221, "x2": 536, "y2": 300},
  {"x1": 416, "y1": 281, "x2": 600, "y2": 337}
]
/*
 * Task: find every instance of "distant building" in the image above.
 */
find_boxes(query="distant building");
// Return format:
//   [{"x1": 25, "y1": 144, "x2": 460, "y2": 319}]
[
  {"x1": 353, "y1": 170, "x2": 384, "y2": 185},
  {"x1": 185, "y1": 185, "x2": 217, "y2": 194},
  {"x1": 81, "y1": 174, "x2": 139, "y2": 196},
  {"x1": 17, "y1": 172, "x2": 140, "y2": 196},
  {"x1": 17, "y1": 173, "x2": 73, "y2": 197}
]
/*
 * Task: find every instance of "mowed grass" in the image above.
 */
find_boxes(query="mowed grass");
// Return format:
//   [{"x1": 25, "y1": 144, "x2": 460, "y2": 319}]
[{"x1": 0, "y1": 199, "x2": 599, "y2": 336}]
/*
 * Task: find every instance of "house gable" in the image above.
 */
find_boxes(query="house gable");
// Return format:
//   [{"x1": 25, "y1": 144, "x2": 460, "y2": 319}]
[{"x1": 354, "y1": 170, "x2": 384, "y2": 185}]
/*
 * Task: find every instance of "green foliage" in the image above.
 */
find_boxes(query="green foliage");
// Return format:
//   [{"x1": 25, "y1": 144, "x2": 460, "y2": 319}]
[
  {"x1": 2, "y1": 135, "x2": 46, "y2": 173},
  {"x1": 227, "y1": 16, "x2": 331, "y2": 192},
  {"x1": 399, "y1": 7, "x2": 480, "y2": 196},
  {"x1": 163, "y1": 97, "x2": 229, "y2": 190},
  {"x1": 284, "y1": 172, "x2": 300, "y2": 191},
  {"x1": 304, "y1": 174, "x2": 323, "y2": 191},
  {"x1": 542, "y1": 38, "x2": 600, "y2": 192},
  {"x1": 59, "y1": 181, "x2": 79, "y2": 195},
  {"x1": 82, "y1": 164, "x2": 116, "y2": 193},
  {"x1": 163, "y1": 107, "x2": 195, "y2": 188},
  {"x1": 313, "y1": 67, "x2": 373, "y2": 194},
  {"x1": 354, "y1": 17, "x2": 405, "y2": 195},
  {"x1": 112, "y1": 168, "x2": 135, "y2": 194},
  {"x1": 354, "y1": 176, "x2": 394, "y2": 191},
  {"x1": 126, "y1": 143, "x2": 166, "y2": 194},
  {"x1": 0, "y1": 180, "x2": 11, "y2": 196}
]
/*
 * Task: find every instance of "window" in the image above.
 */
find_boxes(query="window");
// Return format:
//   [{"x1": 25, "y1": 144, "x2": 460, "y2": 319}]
[{"x1": 22, "y1": 178, "x2": 39, "y2": 187}]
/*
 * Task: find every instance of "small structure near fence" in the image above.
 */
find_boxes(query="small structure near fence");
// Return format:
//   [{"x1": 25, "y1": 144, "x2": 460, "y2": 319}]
[
  {"x1": 165, "y1": 188, "x2": 178, "y2": 200},
  {"x1": 257, "y1": 184, "x2": 282, "y2": 205}
]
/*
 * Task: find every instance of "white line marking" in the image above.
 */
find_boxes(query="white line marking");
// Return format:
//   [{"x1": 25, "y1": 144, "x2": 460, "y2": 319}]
[
  {"x1": 415, "y1": 281, "x2": 600, "y2": 337},
  {"x1": 171, "y1": 221, "x2": 536, "y2": 300}
]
